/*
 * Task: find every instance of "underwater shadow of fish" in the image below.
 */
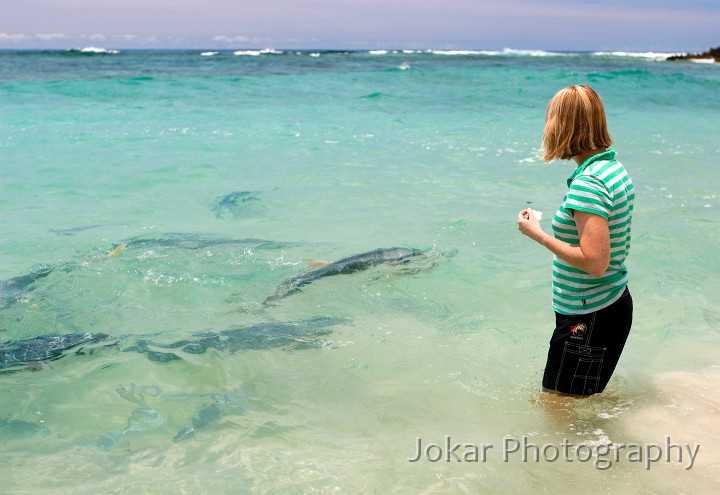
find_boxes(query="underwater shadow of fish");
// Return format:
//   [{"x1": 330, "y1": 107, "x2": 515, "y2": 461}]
[
  {"x1": 263, "y1": 247, "x2": 428, "y2": 305},
  {"x1": 211, "y1": 191, "x2": 264, "y2": 220}
]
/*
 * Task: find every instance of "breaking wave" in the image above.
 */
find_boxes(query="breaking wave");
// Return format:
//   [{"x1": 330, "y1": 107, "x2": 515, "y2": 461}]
[
  {"x1": 68, "y1": 46, "x2": 120, "y2": 54},
  {"x1": 233, "y1": 48, "x2": 283, "y2": 56},
  {"x1": 591, "y1": 51, "x2": 677, "y2": 61}
]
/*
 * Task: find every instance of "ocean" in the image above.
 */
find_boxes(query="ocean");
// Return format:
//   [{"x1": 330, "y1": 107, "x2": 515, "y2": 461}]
[{"x1": 1, "y1": 48, "x2": 719, "y2": 494}]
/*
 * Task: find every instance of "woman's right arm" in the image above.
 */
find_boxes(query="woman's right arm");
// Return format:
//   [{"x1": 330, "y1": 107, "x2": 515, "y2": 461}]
[{"x1": 517, "y1": 208, "x2": 610, "y2": 277}]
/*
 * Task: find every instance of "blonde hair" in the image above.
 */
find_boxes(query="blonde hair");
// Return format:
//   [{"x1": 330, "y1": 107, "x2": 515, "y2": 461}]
[{"x1": 542, "y1": 85, "x2": 612, "y2": 161}]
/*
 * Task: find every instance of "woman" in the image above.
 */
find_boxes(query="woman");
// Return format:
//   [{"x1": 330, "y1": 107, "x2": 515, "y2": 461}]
[{"x1": 517, "y1": 85, "x2": 635, "y2": 396}]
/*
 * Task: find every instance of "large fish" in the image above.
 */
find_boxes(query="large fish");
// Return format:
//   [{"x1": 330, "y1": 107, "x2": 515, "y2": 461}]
[
  {"x1": 0, "y1": 317, "x2": 349, "y2": 371},
  {"x1": 264, "y1": 247, "x2": 425, "y2": 304},
  {"x1": 0, "y1": 332, "x2": 116, "y2": 372},
  {"x1": 114, "y1": 232, "x2": 291, "y2": 252},
  {"x1": 124, "y1": 316, "x2": 347, "y2": 362},
  {"x1": 0, "y1": 268, "x2": 53, "y2": 310}
]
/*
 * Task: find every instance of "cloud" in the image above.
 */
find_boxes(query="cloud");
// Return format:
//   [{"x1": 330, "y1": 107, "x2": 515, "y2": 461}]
[
  {"x1": 35, "y1": 33, "x2": 67, "y2": 41},
  {"x1": 0, "y1": 31, "x2": 169, "y2": 48},
  {"x1": 0, "y1": 33, "x2": 28, "y2": 41},
  {"x1": 212, "y1": 35, "x2": 251, "y2": 43},
  {"x1": 110, "y1": 34, "x2": 140, "y2": 41},
  {"x1": 0, "y1": 32, "x2": 67, "y2": 42},
  {"x1": 2, "y1": 0, "x2": 719, "y2": 50}
]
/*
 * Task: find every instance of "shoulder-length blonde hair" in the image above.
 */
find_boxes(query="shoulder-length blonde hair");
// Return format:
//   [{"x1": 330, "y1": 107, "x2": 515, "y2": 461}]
[{"x1": 542, "y1": 85, "x2": 612, "y2": 161}]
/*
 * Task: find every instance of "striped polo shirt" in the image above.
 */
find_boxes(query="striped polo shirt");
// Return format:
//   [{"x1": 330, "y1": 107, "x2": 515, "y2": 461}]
[{"x1": 551, "y1": 149, "x2": 635, "y2": 315}]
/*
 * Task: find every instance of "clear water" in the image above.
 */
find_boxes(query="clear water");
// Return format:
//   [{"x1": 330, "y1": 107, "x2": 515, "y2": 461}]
[{"x1": 1, "y1": 49, "x2": 719, "y2": 494}]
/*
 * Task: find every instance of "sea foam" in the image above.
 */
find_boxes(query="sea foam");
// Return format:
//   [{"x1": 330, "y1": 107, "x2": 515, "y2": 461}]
[{"x1": 70, "y1": 46, "x2": 120, "y2": 54}]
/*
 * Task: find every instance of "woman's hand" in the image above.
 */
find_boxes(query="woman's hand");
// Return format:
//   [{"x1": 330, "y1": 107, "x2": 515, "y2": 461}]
[{"x1": 517, "y1": 208, "x2": 546, "y2": 242}]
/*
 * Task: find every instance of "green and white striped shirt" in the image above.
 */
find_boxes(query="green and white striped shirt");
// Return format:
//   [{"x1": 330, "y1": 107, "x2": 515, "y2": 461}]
[{"x1": 551, "y1": 149, "x2": 634, "y2": 315}]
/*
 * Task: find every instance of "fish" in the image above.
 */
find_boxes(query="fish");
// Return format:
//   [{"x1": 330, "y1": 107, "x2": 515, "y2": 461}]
[
  {"x1": 115, "y1": 232, "x2": 290, "y2": 252},
  {"x1": 107, "y1": 243, "x2": 127, "y2": 258},
  {"x1": 0, "y1": 268, "x2": 53, "y2": 309},
  {"x1": 0, "y1": 234, "x2": 288, "y2": 296},
  {"x1": 124, "y1": 316, "x2": 348, "y2": 362},
  {"x1": 264, "y1": 247, "x2": 425, "y2": 304},
  {"x1": 0, "y1": 332, "x2": 116, "y2": 372},
  {"x1": 97, "y1": 384, "x2": 247, "y2": 447},
  {"x1": 211, "y1": 191, "x2": 263, "y2": 219},
  {"x1": 171, "y1": 389, "x2": 248, "y2": 443},
  {"x1": 0, "y1": 316, "x2": 349, "y2": 372},
  {"x1": 96, "y1": 406, "x2": 165, "y2": 450},
  {"x1": 48, "y1": 224, "x2": 103, "y2": 236},
  {"x1": 172, "y1": 403, "x2": 223, "y2": 443},
  {"x1": 0, "y1": 418, "x2": 49, "y2": 440}
]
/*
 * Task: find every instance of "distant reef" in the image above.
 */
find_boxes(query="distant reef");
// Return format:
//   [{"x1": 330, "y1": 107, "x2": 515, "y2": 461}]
[{"x1": 667, "y1": 46, "x2": 719, "y2": 62}]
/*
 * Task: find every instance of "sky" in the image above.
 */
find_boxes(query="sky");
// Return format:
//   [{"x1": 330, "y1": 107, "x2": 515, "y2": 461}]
[{"x1": 1, "y1": 0, "x2": 718, "y2": 52}]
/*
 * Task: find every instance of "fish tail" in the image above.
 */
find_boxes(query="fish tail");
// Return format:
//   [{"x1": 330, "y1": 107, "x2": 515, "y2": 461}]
[{"x1": 108, "y1": 243, "x2": 127, "y2": 258}]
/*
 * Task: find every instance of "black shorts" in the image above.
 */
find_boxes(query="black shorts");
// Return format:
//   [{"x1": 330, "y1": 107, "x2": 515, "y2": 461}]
[{"x1": 542, "y1": 287, "x2": 633, "y2": 396}]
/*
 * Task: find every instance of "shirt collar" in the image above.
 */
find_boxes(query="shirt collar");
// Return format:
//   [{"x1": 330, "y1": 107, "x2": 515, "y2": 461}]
[{"x1": 567, "y1": 148, "x2": 616, "y2": 186}]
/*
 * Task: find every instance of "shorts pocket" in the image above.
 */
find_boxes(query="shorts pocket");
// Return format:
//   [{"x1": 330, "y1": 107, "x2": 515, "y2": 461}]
[{"x1": 559, "y1": 343, "x2": 606, "y2": 395}]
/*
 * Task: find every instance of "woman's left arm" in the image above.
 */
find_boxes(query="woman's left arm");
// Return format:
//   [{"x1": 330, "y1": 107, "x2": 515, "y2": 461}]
[
  {"x1": 572, "y1": 211, "x2": 610, "y2": 276},
  {"x1": 518, "y1": 209, "x2": 610, "y2": 277}
]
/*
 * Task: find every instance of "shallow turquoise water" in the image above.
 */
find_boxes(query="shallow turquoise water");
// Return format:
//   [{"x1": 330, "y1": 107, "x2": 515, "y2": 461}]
[{"x1": 1, "y1": 49, "x2": 719, "y2": 493}]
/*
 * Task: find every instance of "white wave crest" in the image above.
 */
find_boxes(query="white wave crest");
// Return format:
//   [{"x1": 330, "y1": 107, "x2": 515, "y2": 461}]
[
  {"x1": 592, "y1": 51, "x2": 675, "y2": 61},
  {"x1": 689, "y1": 58, "x2": 716, "y2": 64},
  {"x1": 200, "y1": 51, "x2": 219, "y2": 57},
  {"x1": 430, "y1": 50, "x2": 489, "y2": 56},
  {"x1": 73, "y1": 46, "x2": 120, "y2": 54},
  {"x1": 233, "y1": 48, "x2": 283, "y2": 56},
  {"x1": 501, "y1": 48, "x2": 565, "y2": 57},
  {"x1": 429, "y1": 48, "x2": 565, "y2": 57}
]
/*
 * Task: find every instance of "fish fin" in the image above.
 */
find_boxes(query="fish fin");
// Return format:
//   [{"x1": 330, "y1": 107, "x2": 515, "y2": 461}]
[
  {"x1": 26, "y1": 362, "x2": 44, "y2": 372},
  {"x1": 108, "y1": 243, "x2": 127, "y2": 258},
  {"x1": 305, "y1": 260, "x2": 331, "y2": 270}
]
